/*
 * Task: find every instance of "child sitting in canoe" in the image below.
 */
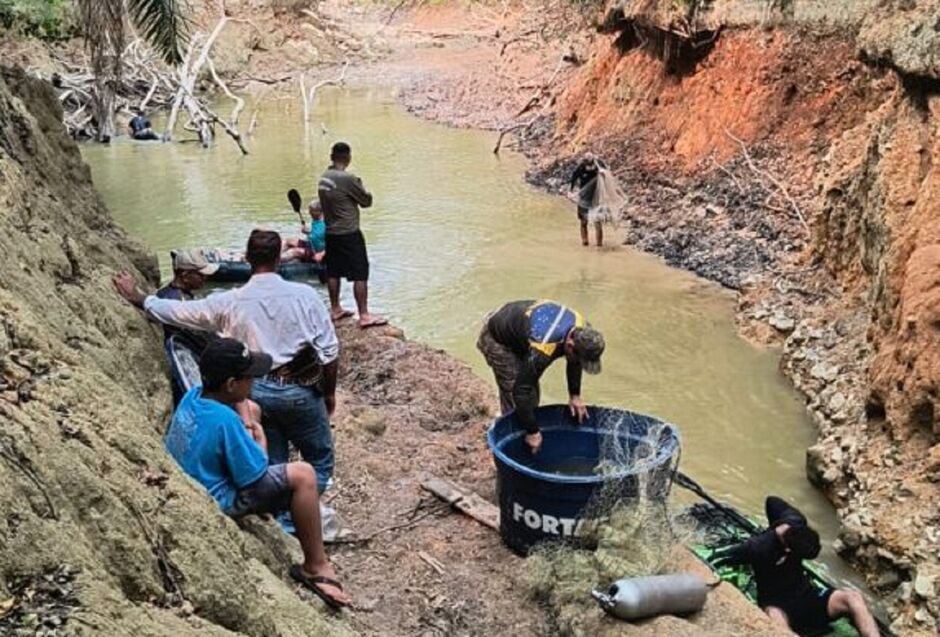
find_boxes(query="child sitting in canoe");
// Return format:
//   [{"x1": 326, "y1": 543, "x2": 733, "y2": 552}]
[{"x1": 282, "y1": 201, "x2": 326, "y2": 264}]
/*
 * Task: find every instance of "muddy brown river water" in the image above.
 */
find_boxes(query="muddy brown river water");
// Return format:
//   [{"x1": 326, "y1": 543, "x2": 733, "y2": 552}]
[{"x1": 83, "y1": 87, "x2": 863, "y2": 588}]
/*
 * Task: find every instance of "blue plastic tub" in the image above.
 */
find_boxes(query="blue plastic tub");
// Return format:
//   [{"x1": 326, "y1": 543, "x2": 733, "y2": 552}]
[{"x1": 486, "y1": 405, "x2": 680, "y2": 555}]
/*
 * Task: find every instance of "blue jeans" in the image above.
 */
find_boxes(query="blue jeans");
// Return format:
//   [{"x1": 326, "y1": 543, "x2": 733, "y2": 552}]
[{"x1": 250, "y1": 379, "x2": 333, "y2": 494}]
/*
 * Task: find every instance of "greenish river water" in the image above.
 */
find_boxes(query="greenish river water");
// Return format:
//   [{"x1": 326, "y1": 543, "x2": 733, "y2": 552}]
[{"x1": 83, "y1": 87, "x2": 860, "y2": 587}]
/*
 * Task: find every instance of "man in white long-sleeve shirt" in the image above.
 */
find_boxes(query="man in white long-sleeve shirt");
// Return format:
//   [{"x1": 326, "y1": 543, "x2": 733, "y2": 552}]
[{"x1": 113, "y1": 230, "x2": 339, "y2": 496}]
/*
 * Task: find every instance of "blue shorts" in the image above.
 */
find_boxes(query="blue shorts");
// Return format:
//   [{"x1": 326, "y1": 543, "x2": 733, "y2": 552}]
[{"x1": 226, "y1": 464, "x2": 291, "y2": 517}]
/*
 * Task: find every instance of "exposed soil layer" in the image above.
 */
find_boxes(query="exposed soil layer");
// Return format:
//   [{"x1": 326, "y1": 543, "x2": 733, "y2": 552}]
[{"x1": 377, "y1": 1, "x2": 940, "y2": 633}]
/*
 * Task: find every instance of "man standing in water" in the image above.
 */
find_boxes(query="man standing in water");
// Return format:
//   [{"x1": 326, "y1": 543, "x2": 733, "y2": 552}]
[
  {"x1": 569, "y1": 152, "x2": 607, "y2": 247},
  {"x1": 477, "y1": 300, "x2": 605, "y2": 453},
  {"x1": 113, "y1": 230, "x2": 340, "y2": 499},
  {"x1": 318, "y1": 142, "x2": 386, "y2": 328},
  {"x1": 714, "y1": 496, "x2": 880, "y2": 637}
]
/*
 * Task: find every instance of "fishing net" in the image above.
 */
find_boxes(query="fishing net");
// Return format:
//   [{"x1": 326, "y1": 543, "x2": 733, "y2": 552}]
[
  {"x1": 524, "y1": 409, "x2": 691, "y2": 633},
  {"x1": 586, "y1": 168, "x2": 628, "y2": 227}
]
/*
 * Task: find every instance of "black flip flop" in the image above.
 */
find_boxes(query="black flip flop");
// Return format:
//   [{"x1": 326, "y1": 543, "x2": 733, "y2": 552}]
[{"x1": 289, "y1": 564, "x2": 348, "y2": 611}]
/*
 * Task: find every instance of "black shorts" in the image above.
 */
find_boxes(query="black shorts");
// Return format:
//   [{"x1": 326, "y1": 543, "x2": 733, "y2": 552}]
[
  {"x1": 226, "y1": 464, "x2": 292, "y2": 517},
  {"x1": 763, "y1": 588, "x2": 833, "y2": 632},
  {"x1": 577, "y1": 205, "x2": 589, "y2": 221},
  {"x1": 325, "y1": 230, "x2": 369, "y2": 281}
]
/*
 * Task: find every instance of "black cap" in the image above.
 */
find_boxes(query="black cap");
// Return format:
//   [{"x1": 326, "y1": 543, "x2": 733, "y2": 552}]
[{"x1": 199, "y1": 338, "x2": 272, "y2": 384}]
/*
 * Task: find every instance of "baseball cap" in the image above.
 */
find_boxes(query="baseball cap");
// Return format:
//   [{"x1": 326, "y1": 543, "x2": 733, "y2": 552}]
[
  {"x1": 173, "y1": 249, "x2": 219, "y2": 275},
  {"x1": 199, "y1": 338, "x2": 272, "y2": 385},
  {"x1": 573, "y1": 326, "x2": 604, "y2": 375}
]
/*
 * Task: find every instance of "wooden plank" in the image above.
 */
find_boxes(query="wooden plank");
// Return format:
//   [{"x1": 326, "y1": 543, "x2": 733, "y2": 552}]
[{"x1": 421, "y1": 475, "x2": 501, "y2": 531}]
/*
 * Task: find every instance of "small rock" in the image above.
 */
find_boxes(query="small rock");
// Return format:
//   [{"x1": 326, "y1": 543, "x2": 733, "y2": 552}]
[
  {"x1": 914, "y1": 607, "x2": 933, "y2": 624},
  {"x1": 769, "y1": 314, "x2": 795, "y2": 332},
  {"x1": 810, "y1": 362, "x2": 839, "y2": 382},
  {"x1": 830, "y1": 411, "x2": 848, "y2": 424},
  {"x1": 914, "y1": 572, "x2": 935, "y2": 599},
  {"x1": 899, "y1": 582, "x2": 913, "y2": 603},
  {"x1": 829, "y1": 447, "x2": 844, "y2": 466},
  {"x1": 829, "y1": 392, "x2": 847, "y2": 412}
]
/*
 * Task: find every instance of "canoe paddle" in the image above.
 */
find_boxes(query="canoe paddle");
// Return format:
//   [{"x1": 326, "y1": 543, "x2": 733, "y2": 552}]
[{"x1": 287, "y1": 188, "x2": 304, "y2": 224}]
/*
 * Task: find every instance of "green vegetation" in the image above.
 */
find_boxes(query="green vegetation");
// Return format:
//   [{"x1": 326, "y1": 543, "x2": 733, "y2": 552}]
[{"x1": 0, "y1": 0, "x2": 74, "y2": 40}]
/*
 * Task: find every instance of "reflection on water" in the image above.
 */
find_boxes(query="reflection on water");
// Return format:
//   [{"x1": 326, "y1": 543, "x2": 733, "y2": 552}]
[{"x1": 83, "y1": 87, "x2": 858, "y2": 586}]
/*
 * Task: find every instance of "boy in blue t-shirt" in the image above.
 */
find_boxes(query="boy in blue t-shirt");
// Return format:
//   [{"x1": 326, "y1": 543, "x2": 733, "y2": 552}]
[
  {"x1": 165, "y1": 337, "x2": 350, "y2": 609},
  {"x1": 283, "y1": 201, "x2": 326, "y2": 263}
]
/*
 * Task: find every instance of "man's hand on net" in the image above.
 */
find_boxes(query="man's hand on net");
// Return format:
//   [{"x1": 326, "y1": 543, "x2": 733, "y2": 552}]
[{"x1": 524, "y1": 431, "x2": 543, "y2": 454}]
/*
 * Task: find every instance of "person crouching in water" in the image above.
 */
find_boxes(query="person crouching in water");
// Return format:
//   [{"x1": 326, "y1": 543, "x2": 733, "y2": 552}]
[
  {"x1": 714, "y1": 496, "x2": 879, "y2": 636},
  {"x1": 477, "y1": 300, "x2": 605, "y2": 453},
  {"x1": 283, "y1": 201, "x2": 327, "y2": 264},
  {"x1": 165, "y1": 337, "x2": 351, "y2": 609}
]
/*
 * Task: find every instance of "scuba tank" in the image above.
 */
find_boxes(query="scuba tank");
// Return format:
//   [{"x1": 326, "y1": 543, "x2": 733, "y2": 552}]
[{"x1": 591, "y1": 573, "x2": 708, "y2": 621}]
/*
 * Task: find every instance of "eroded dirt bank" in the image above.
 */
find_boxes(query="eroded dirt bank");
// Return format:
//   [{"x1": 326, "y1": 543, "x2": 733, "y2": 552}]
[{"x1": 372, "y1": 0, "x2": 940, "y2": 633}]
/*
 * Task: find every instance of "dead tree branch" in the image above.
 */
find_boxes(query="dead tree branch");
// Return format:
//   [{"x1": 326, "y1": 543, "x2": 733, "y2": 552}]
[
  {"x1": 515, "y1": 55, "x2": 566, "y2": 117},
  {"x1": 724, "y1": 129, "x2": 810, "y2": 234},
  {"x1": 207, "y1": 56, "x2": 245, "y2": 126},
  {"x1": 493, "y1": 115, "x2": 540, "y2": 154},
  {"x1": 301, "y1": 62, "x2": 350, "y2": 122}
]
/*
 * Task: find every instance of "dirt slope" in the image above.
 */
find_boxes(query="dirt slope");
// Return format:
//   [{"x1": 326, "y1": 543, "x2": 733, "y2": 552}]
[{"x1": 0, "y1": 66, "x2": 351, "y2": 636}]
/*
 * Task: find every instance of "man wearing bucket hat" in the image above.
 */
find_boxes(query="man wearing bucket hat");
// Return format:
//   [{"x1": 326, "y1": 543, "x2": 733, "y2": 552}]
[
  {"x1": 156, "y1": 249, "x2": 219, "y2": 405},
  {"x1": 477, "y1": 300, "x2": 605, "y2": 453}
]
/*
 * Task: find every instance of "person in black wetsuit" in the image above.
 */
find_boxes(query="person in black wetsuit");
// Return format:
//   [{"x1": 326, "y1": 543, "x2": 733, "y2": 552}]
[
  {"x1": 714, "y1": 496, "x2": 879, "y2": 637},
  {"x1": 477, "y1": 300, "x2": 605, "y2": 453},
  {"x1": 568, "y1": 152, "x2": 607, "y2": 247},
  {"x1": 156, "y1": 250, "x2": 218, "y2": 405},
  {"x1": 129, "y1": 109, "x2": 158, "y2": 141}
]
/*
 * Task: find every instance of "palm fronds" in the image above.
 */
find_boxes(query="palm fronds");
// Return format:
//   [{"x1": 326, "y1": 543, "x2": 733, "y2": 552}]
[{"x1": 126, "y1": 0, "x2": 189, "y2": 66}]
